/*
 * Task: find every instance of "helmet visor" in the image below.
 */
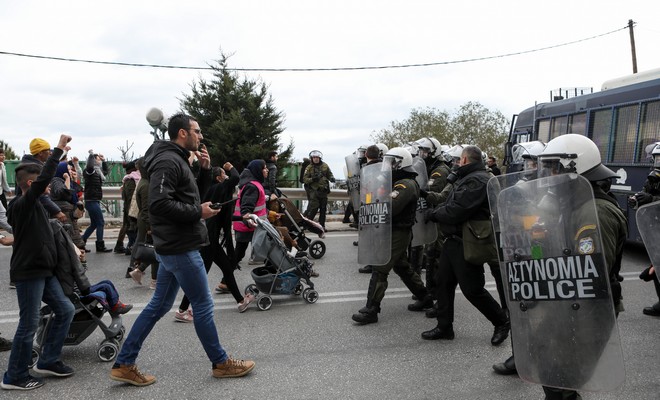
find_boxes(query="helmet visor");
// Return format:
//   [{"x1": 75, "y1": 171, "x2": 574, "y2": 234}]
[{"x1": 382, "y1": 154, "x2": 402, "y2": 171}]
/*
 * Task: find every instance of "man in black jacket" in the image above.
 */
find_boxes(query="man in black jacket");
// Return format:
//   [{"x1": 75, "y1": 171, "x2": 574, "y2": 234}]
[
  {"x1": 421, "y1": 145, "x2": 509, "y2": 345},
  {"x1": 264, "y1": 151, "x2": 279, "y2": 200},
  {"x1": 110, "y1": 113, "x2": 254, "y2": 386}
]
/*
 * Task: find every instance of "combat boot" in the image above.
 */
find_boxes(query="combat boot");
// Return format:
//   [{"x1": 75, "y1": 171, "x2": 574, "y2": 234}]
[
  {"x1": 408, "y1": 294, "x2": 434, "y2": 311},
  {"x1": 352, "y1": 306, "x2": 379, "y2": 325}
]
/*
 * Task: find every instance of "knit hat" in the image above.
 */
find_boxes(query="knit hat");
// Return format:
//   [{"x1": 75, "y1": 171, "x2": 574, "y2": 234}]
[{"x1": 29, "y1": 138, "x2": 51, "y2": 155}]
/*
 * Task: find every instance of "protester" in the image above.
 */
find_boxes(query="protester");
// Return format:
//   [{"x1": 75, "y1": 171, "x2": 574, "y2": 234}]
[
  {"x1": 110, "y1": 113, "x2": 254, "y2": 386},
  {"x1": 82, "y1": 150, "x2": 112, "y2": 252},
  {"x1": 2, "y1": 135, "x2": 76, "y2": 391}
]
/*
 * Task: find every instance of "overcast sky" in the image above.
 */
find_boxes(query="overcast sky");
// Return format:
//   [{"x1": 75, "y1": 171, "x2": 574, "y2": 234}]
[{"x1": 1, "y1": 1, "x2": 660, "y2": 175}]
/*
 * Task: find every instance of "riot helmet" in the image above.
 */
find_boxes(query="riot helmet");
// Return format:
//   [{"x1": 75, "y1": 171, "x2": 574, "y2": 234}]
[
  {"x1": 383, "y1": 147, "x2": 414, "y2": 172},
  {"x1": 511, "y1": 140, "x2": 547, "y2": 173},
  {"x1": 538, "y1": 134, "x2": 617, "y2": 181},
  {"x1": 376, "y1": 143, "x2": 389, "y2": 158},
  {"x1": 309, "y1": 150, "x2": 323, "y2": 164},
  {"x1": 415, "y1": 137, "x2": 438, "y2": 160},
  {"x1": 404, "y1": 142, "x2": 420, "y2": 158},
  {"x1": 356, "y1": 145, "x2": 368, "y2": 160},
  {"x1": 651, "y1": 142, "x2": 660, "y2": 169},
  {"x1": 446, "y1": 144, "x2": 464, "y2": 164}
]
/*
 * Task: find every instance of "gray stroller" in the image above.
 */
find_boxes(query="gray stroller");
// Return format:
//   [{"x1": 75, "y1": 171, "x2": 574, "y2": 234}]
[{"x1": 245, "y1": 216, "x2": 318, "y2": 311}]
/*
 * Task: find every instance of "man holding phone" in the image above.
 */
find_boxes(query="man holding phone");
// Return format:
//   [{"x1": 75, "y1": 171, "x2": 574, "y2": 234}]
[{"x1": 110, "y1": 113, "x2": 255, "y2": 386}]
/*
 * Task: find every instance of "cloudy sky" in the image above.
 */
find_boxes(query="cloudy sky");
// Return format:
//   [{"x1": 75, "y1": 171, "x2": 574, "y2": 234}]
[{"x1": 1, "y1": 1, "x2": 660, "y2": 175}]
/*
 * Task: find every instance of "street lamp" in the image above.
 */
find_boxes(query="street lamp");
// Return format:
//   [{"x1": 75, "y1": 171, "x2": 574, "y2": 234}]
[{"x1": 145, "y1": 107, "x2": 168, "y2": 140}]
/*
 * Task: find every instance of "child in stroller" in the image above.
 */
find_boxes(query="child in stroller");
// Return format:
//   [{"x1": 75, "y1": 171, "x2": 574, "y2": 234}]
[
  {"x1": 244, "y1": 215, "x2": 319, "y2": 311},
  {"x1": 268, "y1": 197, "x2": 327, "y2": 259},
  {"x1": 33, "y1": 280, "x2": 131, "y2": 365},
  {"x1": 32, "y1": 221, "x2": 132, "y2": 365}
]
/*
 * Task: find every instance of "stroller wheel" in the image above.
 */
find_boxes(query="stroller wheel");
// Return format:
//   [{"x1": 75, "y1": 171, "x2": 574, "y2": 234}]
[
  {"x1": 309, "y1": 240, "x2": 326, "y2": 259},
  {"x1": 304, "y1": 289, "x2": 319, "y2": 304},
  {"x1": 245, "y1": 284, "x2": 259, "y2": 296},
  {"x1": 115, "y1": 325, "x2": 126, "y2": 342},
  {"x1": 293, "y1": 283, "x2": 304, "y2": 296},
  {"x1": 29, "y1": 347, "x2": 40, "y2": 368},
  {"x1": 97, "y1": 339, "x2": 119, "y2": 362},
  {"x1": 257, "y1": 296, "x2": 273, "y2": 311}
]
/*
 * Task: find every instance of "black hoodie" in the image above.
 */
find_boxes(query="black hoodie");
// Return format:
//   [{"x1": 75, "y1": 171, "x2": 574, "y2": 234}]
[{"x1": 142, "y1": 140, "x2": 212, "y2": 255}]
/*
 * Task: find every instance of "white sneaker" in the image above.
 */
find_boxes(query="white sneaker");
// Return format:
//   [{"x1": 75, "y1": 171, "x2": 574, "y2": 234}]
[
  {"x1": 238, "y1": 293, "x2": 255, "y2": 313},
  {"x1": 129, "y1": 269, "x2": 144, "y2": 285},
  {"x1": 149, "y1": 279, "x2": 157, "y2": 290}
]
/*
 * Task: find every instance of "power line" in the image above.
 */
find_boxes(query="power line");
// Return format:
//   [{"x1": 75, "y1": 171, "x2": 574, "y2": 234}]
[{"x1": 0, "y1": 25, "x2": 628, "y2": 72}]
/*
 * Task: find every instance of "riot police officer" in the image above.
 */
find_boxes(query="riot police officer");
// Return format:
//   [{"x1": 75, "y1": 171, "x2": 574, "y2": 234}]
[
  {"x1": 303, "y1": 150, "x2": 335, "y2": 230},
  {"x1": 493, "y1": 134, "x2": 627, "y2": 399},
  {"x1": 421, "y1": 145, "x2": 509, "y2": 344},
  {"x1": 629, "y1": 142, "x2": 660, "y2": 316},
  {"x1": 352, "y1": 147, "x2": 432, "y2": 324}
]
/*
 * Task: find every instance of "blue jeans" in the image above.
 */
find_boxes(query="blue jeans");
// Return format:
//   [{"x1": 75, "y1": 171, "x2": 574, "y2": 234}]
[
  {"x1": 116, "y1": 250, "x2": 228, "y2": 365},
  {"x1": 4, "y1": 276, "x2": 75, "y2": 383},
  {"x1": 82, "y1": 200, "x2": 105, "y2": 242}
]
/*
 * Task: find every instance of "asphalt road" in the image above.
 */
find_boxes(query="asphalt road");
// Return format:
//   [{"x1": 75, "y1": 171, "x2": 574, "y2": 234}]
[{"x1": 0, "y1": 230, "x2": 658, "y2": 400}]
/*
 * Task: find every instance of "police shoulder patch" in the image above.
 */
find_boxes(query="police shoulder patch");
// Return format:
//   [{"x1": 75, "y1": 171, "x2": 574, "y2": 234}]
[
  {"x1": 391, "y1": 190, "x2": 399, "y2": 198},
  {"x1": 578, "y1": 237, "x2": 594, "y2": 254}
]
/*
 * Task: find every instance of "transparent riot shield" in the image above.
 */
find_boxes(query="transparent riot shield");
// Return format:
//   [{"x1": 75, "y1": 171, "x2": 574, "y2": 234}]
[
  {"x1": 358, "y1": 162, "x2": 392, "y2": 265},
  {"x1": 636, "y1": 201, "x2": 660, "y2": 285},
  {"x1": 345, "y1": 153, "x2": 362, "y2": 210},
  {"x1": 495, "y1": 173, "x2": 624, "y2": 392},
  {"x1": 410, "y1": 157, "x2": 437, "y2": 246}
]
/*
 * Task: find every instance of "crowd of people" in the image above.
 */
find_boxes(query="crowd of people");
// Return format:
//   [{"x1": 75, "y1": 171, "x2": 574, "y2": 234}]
[{"x1": 0, "y1": 117, "x2": 658, "y2": 396}]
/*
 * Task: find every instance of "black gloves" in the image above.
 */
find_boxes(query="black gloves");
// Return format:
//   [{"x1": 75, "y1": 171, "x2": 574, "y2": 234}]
[
  {"x1": 423, "y1": 208, "x2": 435, "y2": 223},
  {"x1": 629, "y1": 192, "x2": 653, "y2": 208}
]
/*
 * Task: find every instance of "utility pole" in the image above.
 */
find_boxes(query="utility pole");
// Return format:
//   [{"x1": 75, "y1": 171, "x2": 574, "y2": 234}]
[{"x1": 628, "y1": 19, "x2": 638, "y2": 74}]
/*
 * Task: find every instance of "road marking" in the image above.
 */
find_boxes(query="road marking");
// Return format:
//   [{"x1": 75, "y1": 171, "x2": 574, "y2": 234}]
[{"x1": 0, "y1": 272, "x2": 643, "y2": 323}]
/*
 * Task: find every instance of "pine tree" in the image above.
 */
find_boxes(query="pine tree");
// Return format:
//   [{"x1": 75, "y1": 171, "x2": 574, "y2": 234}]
[{"x1": 181, "y1": 54, "x2": 293, "y2": 177}]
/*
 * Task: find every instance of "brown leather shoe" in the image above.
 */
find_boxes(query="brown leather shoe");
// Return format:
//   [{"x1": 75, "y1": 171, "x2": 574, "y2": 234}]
[
  {"x1": 212, "y1": 357, "x2": 255, "y2": 378},
  {"x1": 110, "y1": 364, "x2": 156, "y2": 386}
]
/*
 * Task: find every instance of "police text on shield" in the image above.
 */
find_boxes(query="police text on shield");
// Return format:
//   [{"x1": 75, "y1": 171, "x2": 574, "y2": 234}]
[{"x1": 506, "y1": 254, "x2": 609, "y2": 301}]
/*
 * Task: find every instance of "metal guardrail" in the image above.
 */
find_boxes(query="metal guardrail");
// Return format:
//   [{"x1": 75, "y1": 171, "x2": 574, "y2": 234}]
[{"x1": 98, "y1": 187, "x2": 349, "y2": 218}]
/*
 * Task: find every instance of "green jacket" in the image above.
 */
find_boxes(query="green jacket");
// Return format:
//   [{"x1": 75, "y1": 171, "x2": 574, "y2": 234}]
[
  {"x1": 303, "y1": 161, "x2": 334, "y2": 193},
  {"x1": 392, "y1": 178, "x2": 419, "y2": 229}
]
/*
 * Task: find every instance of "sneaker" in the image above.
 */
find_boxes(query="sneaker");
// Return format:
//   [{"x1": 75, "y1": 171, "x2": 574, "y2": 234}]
[
  {"x1": 129, "y1": 269, "x2": 144, "y2": 285},
  {"x1": 110, "y1": 364, "x2": 156, "y2": 386},
  {"x1": 215, "y1": 282, "x2": 230, "y2": 294},
  {"x1": 238, "y1": 293, "x2": 255, "y2": 313},
  {"x1": 9, "y1": 282, "x2": 15, "y2": 289},
  {"x1": 125, "y1": 267, "x2": 133, "y2": 279},
  {"x1": 110, "y1": 302, "x2": 133, "y2": 316},
  {"x1": 174, "y1": 309, "x2": 193, "y2": 323},
  {"x1": 310, "y1": 269, "x2": 319, "y2": 277},
  {"x1": 1, "y1": 375, "x2": 44, "y2": 390},
  {"x1": 149, "y1": 279, "x2": 157, "y2": 290},
  {"x1": 247, "y1": 258, "x2": 261, "y2": 266},
  {"x1": 212, "y1": 357, "x2": 255, "y2": 378},
  {"x1": 33, "y1": 361, "x2": 74, "y2": 377},
  {"x1": 0, "y1": 336, "x2": 12, "y2": 352}
]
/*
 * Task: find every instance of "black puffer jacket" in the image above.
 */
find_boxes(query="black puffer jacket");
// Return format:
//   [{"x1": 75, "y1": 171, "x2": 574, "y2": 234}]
[
  {"x1": 428, "y1": 161, "x2": 491, "y2": 236},
  {"x1": 83, "y1": 153, "x2": 108, "y2": 201},
  {"x1": 142, "y1": 140, "x2": 212, "y2": 254}
]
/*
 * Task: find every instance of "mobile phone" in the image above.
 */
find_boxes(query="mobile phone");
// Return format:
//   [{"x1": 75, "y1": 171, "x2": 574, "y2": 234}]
[{"x1": 210, "y1": 203, "x2": 222, "y2": 210}]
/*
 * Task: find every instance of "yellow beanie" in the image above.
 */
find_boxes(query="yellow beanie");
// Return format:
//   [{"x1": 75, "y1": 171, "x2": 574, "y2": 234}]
[{"x1": 29, "y1": 138, "x2": 51, "y2": 155}]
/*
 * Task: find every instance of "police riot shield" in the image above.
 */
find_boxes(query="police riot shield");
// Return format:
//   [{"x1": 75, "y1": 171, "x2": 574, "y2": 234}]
[
  {"x1": 410, "y1": 157, "x2": 437, "y2": 246},
  {"x1": 358, "y1": 162, "x2": 392, "y2": 265},
  {"x1": 495, "y1": 173, "x2": 625, "y2": 392},
  {"x1": 636, "y1": 201, "x2": 660, "y2": 286},
  {"x1": 345, "y1": 153, "x2": 361, "y2": 210}
]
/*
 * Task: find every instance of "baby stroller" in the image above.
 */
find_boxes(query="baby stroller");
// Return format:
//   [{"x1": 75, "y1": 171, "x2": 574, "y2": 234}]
[
  {"x1": 245, "y1": 215, "x2": 319, "y2": 311},
  {"x1": 30, "y1": 292, "x2": 126, "y2": 366},
  {"x1": 269, "y1": 197, "x2": 327, "y2": 259}
]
